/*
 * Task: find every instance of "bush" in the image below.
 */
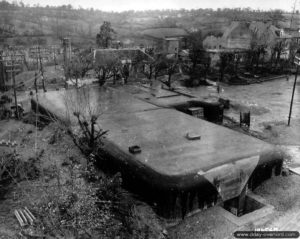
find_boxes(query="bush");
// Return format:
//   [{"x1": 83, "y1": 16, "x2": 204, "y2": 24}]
[{"x1": 0, "y1": 153, "x2": 40, "y2": 183}]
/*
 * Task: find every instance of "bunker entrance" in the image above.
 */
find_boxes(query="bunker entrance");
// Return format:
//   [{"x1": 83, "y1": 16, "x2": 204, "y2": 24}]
[
  {"x1": 223, "y1": 195, "x2": 265, "y2": 217},
  {"x1": 173, "y1": 100, "x2": 224, "y2": 123}
]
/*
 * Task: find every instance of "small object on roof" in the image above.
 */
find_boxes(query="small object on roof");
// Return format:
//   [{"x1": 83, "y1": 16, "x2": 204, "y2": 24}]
[
  {"x1": 186, "y1": 132, "x2": 201, "y2": 141},
  {"x1": 129, "y1": 145, "x2": 142, "y2": 154}
]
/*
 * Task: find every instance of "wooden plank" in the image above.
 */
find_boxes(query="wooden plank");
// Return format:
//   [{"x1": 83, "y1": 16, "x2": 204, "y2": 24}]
[{"x1": 289, "y1": 167, "x2": 300, "y2": 175}]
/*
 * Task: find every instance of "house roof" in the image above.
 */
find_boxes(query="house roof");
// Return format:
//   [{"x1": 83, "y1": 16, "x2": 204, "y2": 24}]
[
  {"x1": 222, "y1": 21, "x2": 246, "y2": 40},
  {"x1": 220, "y1": 21, "x2": 292, "y2": 50},
  {"x1": 93, "y1": 48, "x2": 153, "y2": 66},
  {"x1": 142, "y1": 28, "x2": 188, "y2": 39},
  {"x1": 250, "y1": 22, "x2": 292, "y2": 39}
]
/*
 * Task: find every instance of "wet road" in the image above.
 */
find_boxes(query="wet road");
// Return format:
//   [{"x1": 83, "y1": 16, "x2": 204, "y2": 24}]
[{"x1": 187, "y1": 76, "x2": 300, "y2": 132}]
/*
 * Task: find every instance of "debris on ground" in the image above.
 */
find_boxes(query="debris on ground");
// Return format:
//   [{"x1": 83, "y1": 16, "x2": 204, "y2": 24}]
[{"x1": 14, "y1": 207, "x2": 36, "y2": 227}]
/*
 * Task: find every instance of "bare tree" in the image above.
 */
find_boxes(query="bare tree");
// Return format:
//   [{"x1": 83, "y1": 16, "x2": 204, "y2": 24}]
[
  {"x1": 67, "y1": 50, "x2": 93, "y2": 87},
  {"x1": 153, "y1": 56, "x2": 179, "y2": 88},
  {"x1": 219, "y1": 52, "x2": 233, "y2": 82},
  {"x1": 64, "y1": 87, "x2": 107, "y2": 154},
  {"x1": 94, "y1": 54, "x2": 121, "y2": 86}
]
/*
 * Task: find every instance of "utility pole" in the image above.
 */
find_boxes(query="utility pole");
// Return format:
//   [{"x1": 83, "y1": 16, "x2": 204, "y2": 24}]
[
  {"x1": 6, "y1": 58, "x2": 20, "y2": 119},
  {"x1": 30, "y1": 45, "x2": 48, "y2": 92},
  {"x1": 63, "y1": 38, "x2": 71, "y2": 82},
  {"x1": 38, "y1": 46, "x2": 46, "y2": 92},
  {"x1": 1, "y1": 50, "x2": 23, "y2": 119},
  {"x1": 52, "y1": 46, "x2": 57, "y2": 70},
  {"x1": 50, "y1": 45, "x2": 59, "y2": 70},
  {"x1": 34, "y1": 72, "x2": 38, "y2": 94},
  {"x1": 288, "y1": 55, "x2": 300, "y2": 126},
  {"x1": 0, "y1": 54, "x2": 6, "y2": 91},
  {"x1": 290, "y1": 0, "x2": 298, "y2": 29},
  {"x1": 35, "y1": 47, "x2": 39, "y2": 71}
]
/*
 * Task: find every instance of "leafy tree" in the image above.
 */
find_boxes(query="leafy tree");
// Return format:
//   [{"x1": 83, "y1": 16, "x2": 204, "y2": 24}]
[
  {"x1": 96, "y1": 21, "x2": 115, "y2": 48},
  {"x1": 188, "y1": 30, "x2": 204, "y2": 70}
]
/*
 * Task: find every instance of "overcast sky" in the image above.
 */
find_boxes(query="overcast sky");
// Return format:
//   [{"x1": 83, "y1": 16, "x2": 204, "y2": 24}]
[{"x1": 9, "y1": 0, "x2": 297, "y2": 12}]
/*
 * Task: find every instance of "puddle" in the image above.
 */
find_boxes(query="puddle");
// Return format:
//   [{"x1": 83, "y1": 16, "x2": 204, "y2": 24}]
[{"x1": 281, "y1": 145, "x2": 300, "y2": 167}]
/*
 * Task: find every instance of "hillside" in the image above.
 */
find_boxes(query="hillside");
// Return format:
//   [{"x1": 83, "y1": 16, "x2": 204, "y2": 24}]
[{"x1": 0, "y1": 1, "x2": 295, "y2": 48}]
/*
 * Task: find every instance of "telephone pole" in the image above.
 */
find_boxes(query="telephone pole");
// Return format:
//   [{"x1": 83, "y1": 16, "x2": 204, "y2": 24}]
[{"x1": 30, "y1": 45, "x2": 48, "y2": 92}]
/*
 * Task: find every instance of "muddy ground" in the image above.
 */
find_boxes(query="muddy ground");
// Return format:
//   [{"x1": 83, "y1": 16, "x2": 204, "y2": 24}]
[
  {"x1": 0, "y1": 117, "x2": 166, "y2": 238},
  {"x1": 0, "y1": 119, "x2": 85, "y2": 238}
]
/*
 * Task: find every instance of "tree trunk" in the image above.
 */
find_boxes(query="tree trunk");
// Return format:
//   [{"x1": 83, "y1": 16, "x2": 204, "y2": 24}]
[
  {"x1": 113, "y1": 72, "x2": 116, "y2": 85},
  {"x1": 256, "y1": 52, "x2": 260, "y2": 72},
  {"x1": 90, "y1": 119, "x2": 95, "y2": 149},
  {"x1": 149, "y1": 65, "x2": 153, "y2": 79},
  {"x1": 275, "y1": 50, "x2": 281, "y2": 69},
  {"x1": 168, "y1": 74, "x2": 171, "y2": 88},
  {"x1": 220, "y1": 68, "x2": 224, "y2": 82},
  {"x1": 269, "y1": 51, "x2": 275, "y2": 70}
]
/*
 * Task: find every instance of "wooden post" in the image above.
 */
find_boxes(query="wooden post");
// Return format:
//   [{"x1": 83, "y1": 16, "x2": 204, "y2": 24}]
[
  {"x1": 34, "y1": 72, "x2": 38, "y2": 94},
  {"x1": 288, "y1": 64, "x2": 298, "y2": 126},
  {"x1": 36, "y1": 46, "x2": 39, "y2": 71}
]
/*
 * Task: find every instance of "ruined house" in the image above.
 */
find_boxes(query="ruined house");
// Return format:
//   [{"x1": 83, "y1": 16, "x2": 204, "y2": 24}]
[
  {"x1": 203, "y1": 21, "x2": 292, "y2": 65},
  {"x1": 141, "y1": 28, "x2": 188, "y2": 55}
]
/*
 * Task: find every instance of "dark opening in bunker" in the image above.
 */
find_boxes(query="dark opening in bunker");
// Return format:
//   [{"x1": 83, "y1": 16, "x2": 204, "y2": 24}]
[
  {"x1": 223, "y1": 195, "x2": 265, "y2": 217},
  {"x1": 173, "y1": 100, "x2": 224, "y2": 123}
]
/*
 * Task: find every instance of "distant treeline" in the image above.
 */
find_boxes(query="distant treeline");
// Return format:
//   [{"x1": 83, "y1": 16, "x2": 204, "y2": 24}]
[{"x1": 0, "y1": 0, "x2": 292, "y2": 48}]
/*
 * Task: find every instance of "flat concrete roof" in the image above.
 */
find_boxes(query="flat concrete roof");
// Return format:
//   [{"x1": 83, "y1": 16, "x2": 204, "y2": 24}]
[
  {"x1": 33, "y1": 86, "x2": 278, "y2": 197},
  {"x1": 112, "y1": 85, "x2": 218, "y2": 109},
  {"x1": 100, "y1": 107, "x2": 271, "y2": 176},
  {"x1": 35, "y1": 86, "x2": 272, "y2": 176},
  {"x1": 35, "y1": 87, "x2": 159, "y2": 123}
]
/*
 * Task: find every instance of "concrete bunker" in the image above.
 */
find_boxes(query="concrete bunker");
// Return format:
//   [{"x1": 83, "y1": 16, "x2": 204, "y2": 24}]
[{"x1": 31, "y1": 86, "x2": 283, "y2": 219}]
